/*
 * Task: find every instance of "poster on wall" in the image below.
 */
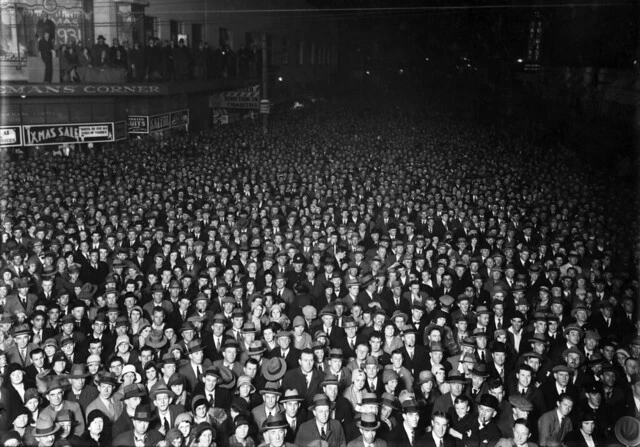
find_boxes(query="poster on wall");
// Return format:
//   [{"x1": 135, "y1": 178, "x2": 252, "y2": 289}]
[
  {"x1": 0, "y1": 125, "x2": 23, "y2": 147},
  {"x1": 0, "y1": 0, "x2": 93, "y2": 80}
]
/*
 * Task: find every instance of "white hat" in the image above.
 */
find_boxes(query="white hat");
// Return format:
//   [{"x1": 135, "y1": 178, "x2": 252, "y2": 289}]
[{"x1": 120, "y1": 364, "x2": 142, "y2": 383}]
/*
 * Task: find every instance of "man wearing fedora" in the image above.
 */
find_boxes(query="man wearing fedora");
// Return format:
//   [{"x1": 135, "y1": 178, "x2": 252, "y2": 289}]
[
  {"x1": 193, "y1": 366, "x2": 232, "y2": 409},
  {"x1": 5, "y1": 278, "x2": 37, "y2": 321},
  {"x1": 7, "y1": 325, "x2": 39, "y2": 367},
  {"x1": 433, "y1": 372, "x2": 469, "y2": 419},
  {"x1": 112, "y1": 404, "x2": 164, "y2": 447},
  {"x1": 112, "y1": 383, "x2": 146, "y2": 438},
  {"x1": 179, "y1": 339, "x2": 212, "y2": 392},
  {"x1": 347, "y1": 412, "x2": 388, "y2": 447},
  {"x1": 272, "y1": 330, "x2": 302, "y2": 372},
  {"x1": 281, "y1": 388, "x2": 307, "y2": 443},
  {"x1": 213, "y1": 339, "x2": 245, "y2": 377},
  {"x1": 203, "y1": 313, "x2": 233, "y2": 362},
  {"x1": 468, "y1": 363, "x2": 491, "y2": 404},
  {"x1": 149, "y1": 384, "x2": 181, "y2": 436},
  {"x1": 86, "y1": 371, "x2": 123, "y2": 429},
  {"x1": 253, "y1": 381, "x2": 283, "y2": 429},
  {"x1": 296, "y1": 393, "x2": 347, "y2": 447},
  {"x1": 283, "y1": 348, "x2": 324, "y2": 408},
  {"x1": 38, "y1": 378, "x2": 85, "y2": 438},
  {"x1": 400, "y1": 325, "x2": 429, "y2": 382},
  {"x1": 32, "y1": 417, "x2": 61, "y2": 447},
  {"x1": 261, "y1": 413, "x2": 298, "y2": 447},
  {"x1": 465, "y1": 394, "x2": 502, "y2": 447},
  {"x1": 534, "y1": 365, "x2": 578, "y2": 414},
  {"x1": 64, "y1": 363, "x2": 99, "y2": 414},
  {"x1": 322, "y1": 373, "x2": 354, "y2": 424},
  {"x1": 388, "y1": 398, "x2": 425, "y2": 447}
]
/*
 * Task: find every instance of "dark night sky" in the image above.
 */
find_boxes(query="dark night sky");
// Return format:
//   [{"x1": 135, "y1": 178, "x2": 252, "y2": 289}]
[{"x1": 310, "y1": 0, "x2": 637, "y2": 69}]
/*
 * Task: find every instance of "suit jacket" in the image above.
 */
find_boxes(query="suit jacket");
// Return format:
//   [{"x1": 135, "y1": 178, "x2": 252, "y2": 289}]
[
  {"x1": 112, "y1": 428, "x2": 164, "y2": 447},
  {"x1": 112, "y1": 410, "x2": 134, "y2": 439},
  {"x1": 401, "y1": 345, "x2": 429, "y2": 381},
  {"x1": 537, "y1": 381, "x2": 578, "y2": 414},
  {"x1": 212, "y1": 359, "x2": 244, "y2": 378},
  {"x1": 39, "y1": 401, "x2": 85, "y2": 437},
  {"x1": 388, "y1": 422, "x2": 425, "y2": 447},
  {"x1": 348, "y1": 437, "x2": 388, "y2": 447},
  {"x1": 64, "y1": 385, "x2": 99, "y2": 415},
  {"x1": 333, "y1": 395, "x2": 354, "y2": 423},
  {"x1": 202, "y1": 333, "x2": 232, "y2": 362},
  {"x1": 271, "y1": 347, "x2": 302, "y2": 372},
  {"x1": 5, "y1": 343, "x2": 38, "y2": 367},
  {"x1": 467, "y1": 420, "x2": 502, "y2": 447},
  {"x1": 538, "y1": 409, "x2": 573, "y2": 446},
  {"x1": 150, "y1": 405, "x2": 183, "y2": 433},
  {"x1": 251, "y1": 403, "x2": 283, "y2": 430},
  {"x1": 432, "y1": 392, "x2": 457, "y2": 418},
  {"x1": 178, "y1": 359, "x2": 212, "y2": 393},
  {"x1": 419, "y1": 433, "x2": 456, "y2": 447},
  {"x1": 4, "y1": 293, "x2": 37, "y2": 318},
  {"x1": 295, "y1": 418, "x2": 346, "y2": 447},
  {"x1": 284, "y1": 408, "x2": 308, "y2": 443},
  {"x1": 86, "y1": 395, "x2": 124, "y2": 422},
  {"x1": 192, "y1": 384, "x2": 230, "y2": 408},
  {"x1": 283, "y1": 367, "x2": 324, "y2": 408}
]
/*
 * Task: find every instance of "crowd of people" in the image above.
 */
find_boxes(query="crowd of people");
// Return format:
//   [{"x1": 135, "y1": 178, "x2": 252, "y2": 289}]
[
  {"x1": 0, "y1": 99, "x2": 638, "y2": 447},
  {"x1": 39, "y1": 33, "x2": 257, "y2": 84}
]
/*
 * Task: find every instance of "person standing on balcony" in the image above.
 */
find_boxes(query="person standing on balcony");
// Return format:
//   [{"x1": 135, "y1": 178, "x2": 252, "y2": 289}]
[{"x1": 38, "y1": 31, "x2": 54, "y2": 83}]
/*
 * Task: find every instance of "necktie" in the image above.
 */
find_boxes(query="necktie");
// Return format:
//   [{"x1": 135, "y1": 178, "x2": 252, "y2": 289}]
[
  {"x1": 208, "y1": 393, "x2": 214, "y2": 404},
  {"x1": 321, "y1": 426, "x2": 327, "y2": 440},
  {"x1": 106, "y1": 400, "x2": 114, "y2": 418},
  {"x1": 370, "y1": 381, "x2": 375, "y2": 392},
  {"x1": 409, "y1": 429, "x2": 415, "y2": 446},
  {"x1": 291, "y1": 418, "x2": 296, "y2": 431},
  {"x1": 480, "y1": 351, "x2": 484, "y2": 361},
  {"x1": 497, "y1": 318, "x2": 502, "y2": 329},
  {"x1": 197, "y1": 365, "x2": 203, "y2": 380},
  {"x1": 349, "y1": 339, "x2": 355, "y2": 350},
  {"x1": 215, "y1": 337, "x2": 220, "y2": 351},
  {"x1": 561, "y1": 388, "x2": 566, "y2": 394},
  {"x1": 163, "y1": 417, "x2": 169, "y2": 433}
]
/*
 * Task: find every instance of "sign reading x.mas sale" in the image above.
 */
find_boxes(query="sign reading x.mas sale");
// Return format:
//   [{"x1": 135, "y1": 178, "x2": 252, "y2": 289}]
[
  {"x1": 209, "y1": 85, "x2": 260, "y2": 110},
  {"x1": 22, "y1": 122, "x2": 115, "y2": 146}
]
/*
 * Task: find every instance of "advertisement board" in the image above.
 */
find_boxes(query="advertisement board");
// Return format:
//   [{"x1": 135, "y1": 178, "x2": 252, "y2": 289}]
[
  {"x1": 129, "y1": 110, "x2": 189, "y2": 133},
  {"x1": 0, "y1": 125, "x2": 22, "y2": 147},
  {"x1": 209, "y1": 84, "x2": 260, "y2": 110},
  {"x1": 114, "y1": 121, "x2": 127, "y2": 141},
  {"x1": 22, "y1": 122, "x2": 114, "y2": 146},
  {"x1": 170, "y1": 109, "x2": 189, "y2": 127},
  {"x1": 127, "y1": 115, "x2": 149, "y2": 134},
  {"x1": 149, "y1": 113, "x2": 171, "y2": 132}
]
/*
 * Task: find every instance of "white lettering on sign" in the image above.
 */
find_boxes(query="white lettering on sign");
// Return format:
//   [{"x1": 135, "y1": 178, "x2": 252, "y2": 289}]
[{"x1": 0, "y1": 129, "x2": 17, "y2": 145}]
